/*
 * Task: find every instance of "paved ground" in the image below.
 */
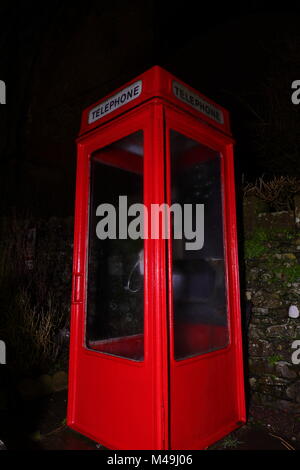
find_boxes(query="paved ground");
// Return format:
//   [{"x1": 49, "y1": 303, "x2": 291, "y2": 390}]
[{"x1": 0, "y1": 390, "x2": 299, "y2": 450}]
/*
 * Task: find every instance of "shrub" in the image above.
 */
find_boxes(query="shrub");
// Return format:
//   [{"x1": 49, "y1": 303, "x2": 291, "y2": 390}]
[
  {"x1": 243, "y1": 175, "x2": 300, "y2": 211},
  {"x1": 0, "y1": 214, "x2": 70, "y2": 376}
]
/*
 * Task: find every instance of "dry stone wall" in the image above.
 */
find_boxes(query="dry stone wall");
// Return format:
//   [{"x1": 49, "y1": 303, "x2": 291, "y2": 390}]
[{"x1": 244, "y1": 196, "x2": 300, "y2": 414}]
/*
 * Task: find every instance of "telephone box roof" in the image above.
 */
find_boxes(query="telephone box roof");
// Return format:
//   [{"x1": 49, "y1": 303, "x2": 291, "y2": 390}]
[{"x1": 79, "y1": 66, "x2": 231, "y2": 137}]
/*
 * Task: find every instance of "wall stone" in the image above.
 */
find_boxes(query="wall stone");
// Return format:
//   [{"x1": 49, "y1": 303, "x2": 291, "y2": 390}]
[{"x1": 245, "y1": 196, "x2": 300, "y2": 413}]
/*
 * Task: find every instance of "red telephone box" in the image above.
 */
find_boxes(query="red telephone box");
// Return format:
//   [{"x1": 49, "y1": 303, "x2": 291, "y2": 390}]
[{"x1": 67, "y1": 66, "x2": 246, "y2": 450}]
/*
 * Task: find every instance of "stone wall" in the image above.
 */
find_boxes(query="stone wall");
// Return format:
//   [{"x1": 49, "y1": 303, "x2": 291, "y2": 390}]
[{"x1": 244, "y1": 196, "x2": 300, "y2": 414}]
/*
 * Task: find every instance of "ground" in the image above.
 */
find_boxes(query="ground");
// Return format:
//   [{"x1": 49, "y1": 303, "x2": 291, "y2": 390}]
[{"x1": 0, "y1": 390, "x2": 299, "y2": 450}]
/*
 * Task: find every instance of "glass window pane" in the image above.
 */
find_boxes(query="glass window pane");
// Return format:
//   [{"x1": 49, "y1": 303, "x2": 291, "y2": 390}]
[
  {"x1": 170, "y1": 131, "x2": 229, "y2": 360},
  {"x1": 86, "y1": 132, "x2": 144, "y2": 360}
]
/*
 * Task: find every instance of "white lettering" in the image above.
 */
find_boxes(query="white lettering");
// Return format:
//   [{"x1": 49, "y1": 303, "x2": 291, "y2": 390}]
[
  {"x1": 0, "y1": 80, "x2": 6, "y2": 104},
  {"x1": 0, "y1": 340, "x2": 6, "y2": 365},
  {"x1": 291, "y1": 340, "x2": 300, "y2": 365},
  {"x1": 88, "y1": 81, "x2": 142, "y2": 124},
  {"x1": 95, "y1": 197, "x2": 205, "y2": 251},
  {"x1": 173, "y1": 81, "x2": 224, "y2": 124},
  {"x1": 291, "y1": 80, "x2": 300, "y2": 105}
]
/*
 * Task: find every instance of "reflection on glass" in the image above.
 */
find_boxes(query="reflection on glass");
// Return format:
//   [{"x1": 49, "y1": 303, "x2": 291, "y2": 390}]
[
  {"x1": 86, "y1": 132, "x2": 144, "y2": 360},
  {"x1": 170, "y1": 131, "x2": 229, "y2": 360}
]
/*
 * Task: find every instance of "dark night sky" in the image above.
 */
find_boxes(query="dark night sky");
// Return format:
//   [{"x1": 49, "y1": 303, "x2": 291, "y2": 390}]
[{"x1": 0, "y1": 1, "x2": 300, "y2": 215}]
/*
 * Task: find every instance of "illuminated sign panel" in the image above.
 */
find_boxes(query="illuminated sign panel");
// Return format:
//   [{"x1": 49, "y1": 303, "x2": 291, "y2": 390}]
[
  {"x1": 88, "y1": 80, "x2": 142, "y2": 124},
  {"x1": 172, "y1": 81, "x2": 224, "y2": 124}
]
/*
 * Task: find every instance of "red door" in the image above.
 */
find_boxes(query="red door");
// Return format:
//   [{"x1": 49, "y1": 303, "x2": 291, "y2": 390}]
[
  {"x1": 68, "y1": 98, "x2": 245, "y2": 450},
  {"x1": 67, "y1": 103, "x2": 169, "y2": 450},
  {"x1": 165, "y1": 106, "x2": 246, "y2": 450}
]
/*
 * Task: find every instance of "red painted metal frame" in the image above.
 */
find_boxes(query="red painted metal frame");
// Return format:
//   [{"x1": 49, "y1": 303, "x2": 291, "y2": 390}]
[
  {"x1": 68, "y1": 66, "x2": 245, "y2": 450},
  {"x1": 79, "y1": 66, "x2": 231, "y2": 138},
  {"x1": 67, "y1": 103, "x2": 169, "y2": 449},
  {"x1": 164, "y1": 104, "x2": 246, "y2": 449},
  {"x1": 92, "y1": 147, "x2": 143, "y2": 174}
]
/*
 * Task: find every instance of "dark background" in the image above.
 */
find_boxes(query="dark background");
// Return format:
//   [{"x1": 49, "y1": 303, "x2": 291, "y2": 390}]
[
  {"x1": 0, "y1": 1, "x2": 300, "y2": 216},
  {"x1": 0, "y1": 2, "x2": 299, "y2": 450}
]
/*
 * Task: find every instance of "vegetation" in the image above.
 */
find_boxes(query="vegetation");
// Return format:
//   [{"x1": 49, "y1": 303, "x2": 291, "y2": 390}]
[
  {"x1": 267, "y1": 355, "x2": 282, "y2": 366},
  {"x1": 245, "y1": 229, "x2": 300, "y2": 286},
  {"x1": 244, "y1": 176, "x2": 300, "y2": 212},
  {"x1": 0, "y1": 215, "x2": 70, "y2": 376},
  {"x1": 221, "y1": 435, "x2": 243, "y2": 449},
  {"x1": 244, "y1": 228, "x2": 269, "y2": 259}
]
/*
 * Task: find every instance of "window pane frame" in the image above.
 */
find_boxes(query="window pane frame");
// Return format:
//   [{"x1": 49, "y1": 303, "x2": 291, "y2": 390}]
[
  {"x1": 85, "y1": 131, "x2": 145, "y2": 361},
  {"x1": 163, "y1": 108, "x2": 233, "y2": 364}
]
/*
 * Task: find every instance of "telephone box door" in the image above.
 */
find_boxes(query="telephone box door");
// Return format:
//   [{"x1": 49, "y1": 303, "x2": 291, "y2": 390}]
[
  {"x1": 67, "y1": 104, "x2": 168, "y2": 450},
  {"x1": 165, "y1": 107, "x2": 246, "y2": 450}
]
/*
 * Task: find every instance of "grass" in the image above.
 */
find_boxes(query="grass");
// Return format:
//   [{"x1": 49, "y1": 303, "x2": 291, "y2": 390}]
[
  {"x1": 221, "y1": 435, "x2": 243, "y2": 449},
  {"x1": 268, "y1": 355, "x2": 282, "y2": 365}
]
